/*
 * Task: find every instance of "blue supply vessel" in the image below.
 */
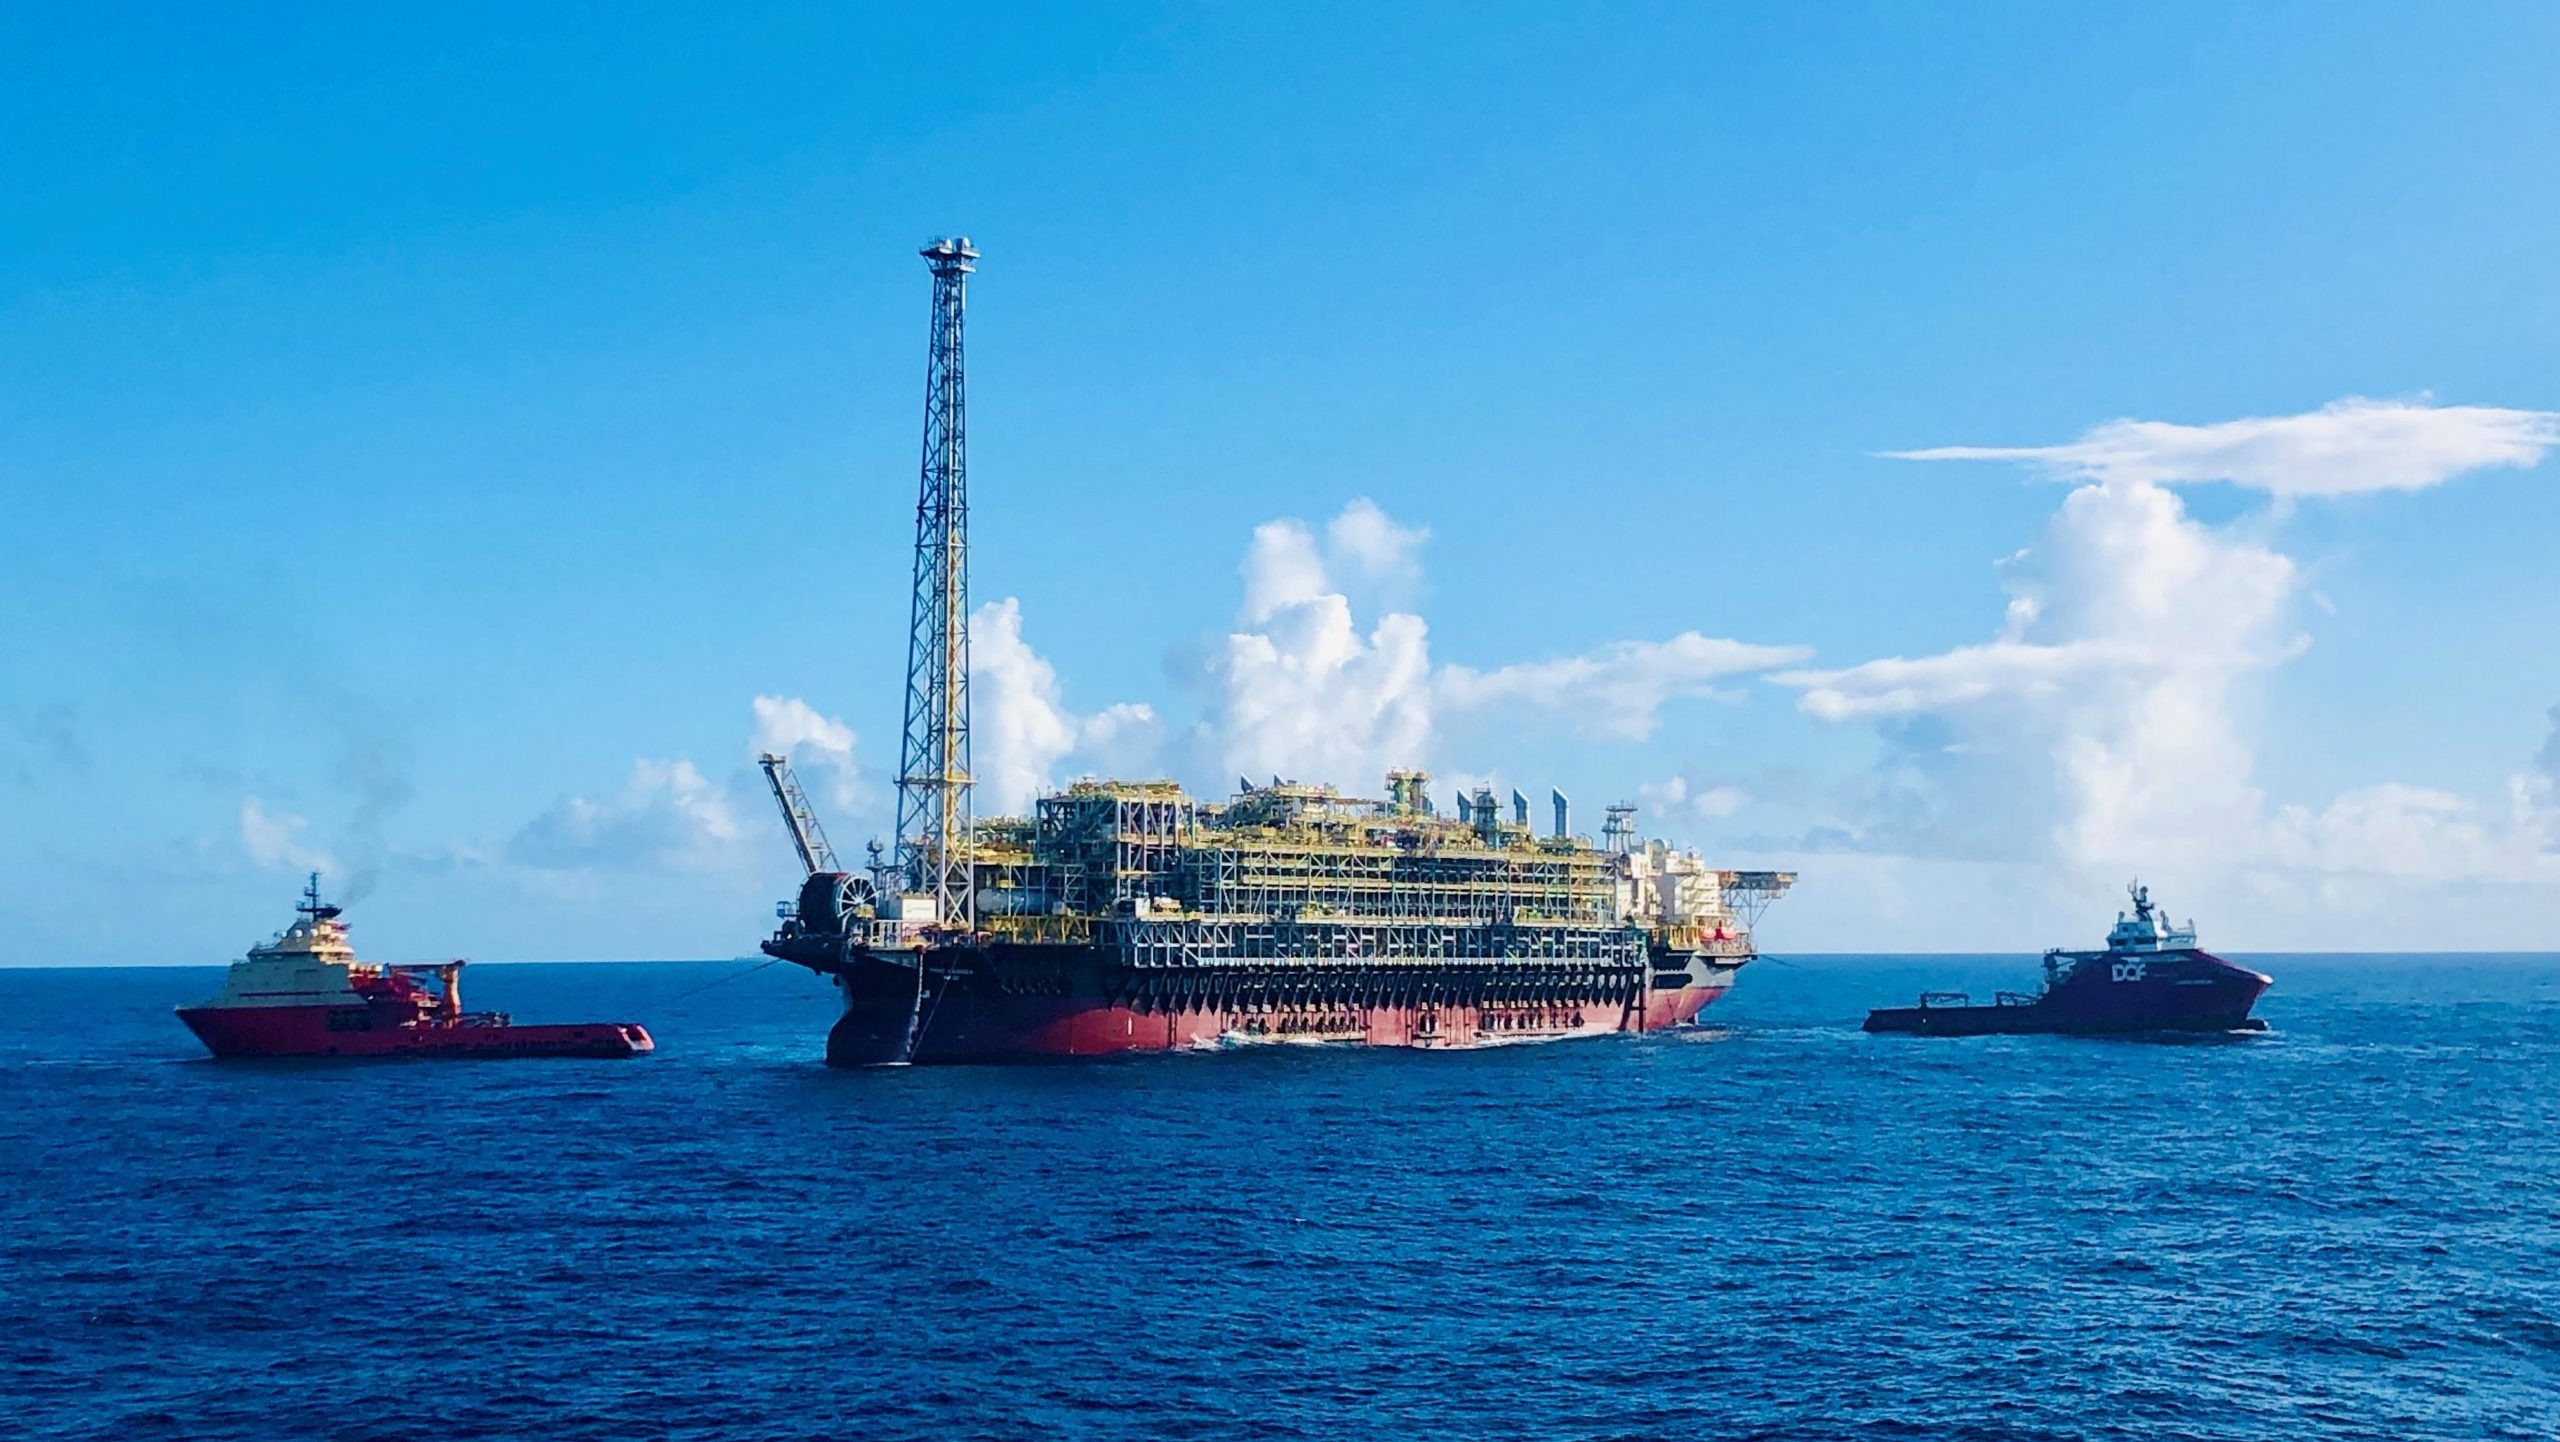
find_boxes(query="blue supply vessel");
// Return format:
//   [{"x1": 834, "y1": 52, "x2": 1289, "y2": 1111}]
[{"x1": 1865, "y1": 883, "x2": 2270, "y2": 1036}]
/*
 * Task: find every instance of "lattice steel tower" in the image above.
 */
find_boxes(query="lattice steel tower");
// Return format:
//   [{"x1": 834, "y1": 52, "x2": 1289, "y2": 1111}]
[{"x1": 895, "y1": 236, "x2": 978, "y2": 926}]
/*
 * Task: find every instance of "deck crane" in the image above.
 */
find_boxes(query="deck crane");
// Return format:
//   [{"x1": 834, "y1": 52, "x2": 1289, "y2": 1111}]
[{"x1": 758, "y1": 752, "x2": 841, "y2": 877}]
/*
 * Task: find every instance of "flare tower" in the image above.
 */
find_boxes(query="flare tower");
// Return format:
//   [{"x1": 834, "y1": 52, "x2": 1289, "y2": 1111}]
[{"x1": 895, "y1": 237, "x2": 978, "y2": 928}]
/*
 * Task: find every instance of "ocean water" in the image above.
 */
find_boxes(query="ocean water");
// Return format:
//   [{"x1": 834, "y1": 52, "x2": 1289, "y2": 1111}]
[{"x1": 3, "y1": 954, "x2": 2557, "y2": 1442}]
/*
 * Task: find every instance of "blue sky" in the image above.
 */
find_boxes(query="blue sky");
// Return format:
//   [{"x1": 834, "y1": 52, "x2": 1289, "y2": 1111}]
[{"x1": 5, "y1": 3, "x2": 2557, "y2": 963}]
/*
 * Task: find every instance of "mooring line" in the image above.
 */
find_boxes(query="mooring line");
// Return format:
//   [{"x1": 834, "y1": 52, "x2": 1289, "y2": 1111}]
[{"x1": 660, "y1": 956, "x2": 783, "y2": 1004}]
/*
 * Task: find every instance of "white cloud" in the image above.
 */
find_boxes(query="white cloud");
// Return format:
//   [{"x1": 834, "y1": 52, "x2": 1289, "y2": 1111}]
[
  {"x1": 509, "y1": 758, "x2": 743, "y2": 872},
  {"x1": 1782, "y1": 477, "x2": 2301, "y2": 866},
  {"x1": 1443, "y1": 633, "x2": 1810, "y2": 741},
  {"x1": 1239, "y1": 519, "x2": 1331, "y2": 622},
  {"x1": 1326, "y1": 497, "x2": 1429, "y2": 586},
  {"x1": 1885, "y1": 397, "x2": 2560, "y2": 498},
  {"x1": 241, "y1": 798, "x2": 334, "y2": 873},
  {"x1": 750, "y1": 695, "x2": 859, "y2": 808},
  {"x1": 1787, "y1": 639, "x2": 2110, "y2": 721},
  {"x1": 750, "y1": 695, "x2": 853, "y2": 765},
  {"x1": 1791, "y1": 401, "x2": 2560, "y2": 903},
  {"x1": 1215, "y1": 592, "x2": 1433, "y2": 790},
  {"x1": 1075, "y1": 700, "x2": 1164, "y2": 779},
  {"x1": 1208, "y1": 504, "x2": 1438, "y2": 790},
  {"x1": 1206, "y1": 500, "x2": 1805, "y2": 790},
  {"x1": 495, "y1": 697, "x2": 875, "y2": 879},
  {"x1": 972, "y1": 597, "x2": 1160, "y2": 814},
  {"x1": 1640, "y1": 772, "x2": 1751, "y2": 822},
  {"x1": 2266, "y1": 783, "x2": 2559, "y2": 887}
]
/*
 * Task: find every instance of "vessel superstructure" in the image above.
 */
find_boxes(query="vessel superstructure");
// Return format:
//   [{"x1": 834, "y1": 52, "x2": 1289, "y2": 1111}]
[{"x1": 178, "y1": 876, "x2": 654, "y2": 1060}]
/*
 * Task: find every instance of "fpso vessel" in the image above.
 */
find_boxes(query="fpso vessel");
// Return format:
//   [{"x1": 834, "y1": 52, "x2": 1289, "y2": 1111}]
[
  {"x1": 763, "y1": 774, "x2": 1792, "y2": 1065},
  {"x1": 179, "y1": 876, "x2": 654, "y2": 1060},
  {"x1": 760, "y1": 237, "x2": 1795, "y2": 1064}
]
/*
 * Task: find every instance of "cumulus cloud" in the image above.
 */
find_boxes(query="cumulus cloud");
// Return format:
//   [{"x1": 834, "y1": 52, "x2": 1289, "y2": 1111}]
[
  {"x1": 1208, "y1": 501, "x2": 1442, "y2": 789},
  {"x1": 2266, "y1": 783, "x2": 2559, "y2": 888},
  {"x1": 1075, "y1": 700, "x2": 1164, "y2": 780},
  {"x1": 1784, "y1": 477, "x2": 2304, "y2": 866},
  {"x1": 1787, "y1": 640, "x2": 2105, "y2": 721},
  {"x1": 1639, "y1": 772, "x2": 1751, "y2": 823},
  {"x1": 1208, "y1": 500, "x2": 1801, "y2": 789},
  {"x1": 1326, "y1": 498, "x2": 1429, "y2": 587},
  {"x1": 1239, "y1": 519, "x2": 1332, "y2": 623},
  {"x1": 750, "y1": 694, "x2": 859, "y2": 808},
  {"x1": 509, "y1": 759, "x2": 744, "y2": 871},
  {"x1": 241, "y1": 798, "x2": 334, "y2": 873},
  {"x1": 1443, "y1": 633, "x2": 1809, "y2": 741},
  {"x1": 1792, "y1": 400, "x2": 2560, "y2": 898},
  {"x1": 972, "y1": 597, "x2": 1160, "y2": 814},
  {"x1": 751, "y1": 695, "x2": 853, "y2": 765},
  {"x1": 1885, "y1": 397, "x2": 2560, "y2": 498},
  {"x1": 492, "y1": 697, "x2": 879, "y2": 876},
  {"x1": 1215, "y1": 584, "x2": 1432, "y2": 790}
]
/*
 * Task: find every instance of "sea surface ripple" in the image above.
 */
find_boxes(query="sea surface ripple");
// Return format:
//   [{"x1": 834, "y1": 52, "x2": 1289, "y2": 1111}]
[{"x1": 3, "y1": 954, "x2": 2557, "y2": 1441}]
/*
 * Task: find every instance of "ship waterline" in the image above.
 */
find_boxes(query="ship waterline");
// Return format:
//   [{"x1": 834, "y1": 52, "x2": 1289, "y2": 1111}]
[{"x1": 808, "y1": 944, "x2": 1743, "y2": 1065}]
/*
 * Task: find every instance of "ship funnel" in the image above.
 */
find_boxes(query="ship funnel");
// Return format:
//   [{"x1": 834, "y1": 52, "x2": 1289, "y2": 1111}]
[
  {"x1": 1511, "y1": 789, "x2": 1529, "y2": 827},
  {"x1": 1552, "y1": 789, "x2": 1569, "y2": 839}
]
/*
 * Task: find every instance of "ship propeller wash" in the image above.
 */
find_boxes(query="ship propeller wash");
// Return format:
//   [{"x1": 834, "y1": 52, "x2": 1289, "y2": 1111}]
[{"x1": 756, "y1": 239, "x2": 1793, "y2": 1064}]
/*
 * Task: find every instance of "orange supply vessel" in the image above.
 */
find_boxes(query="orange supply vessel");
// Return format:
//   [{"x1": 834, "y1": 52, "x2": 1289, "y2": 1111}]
[{"x1": 177, "y1": 876, "x2": 653, "y2": 1060}]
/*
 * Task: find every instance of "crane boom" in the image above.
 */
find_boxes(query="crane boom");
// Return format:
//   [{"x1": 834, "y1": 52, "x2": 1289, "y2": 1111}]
[{"x1": 758, "y1": 752, "x2": 841, "y2": 876}]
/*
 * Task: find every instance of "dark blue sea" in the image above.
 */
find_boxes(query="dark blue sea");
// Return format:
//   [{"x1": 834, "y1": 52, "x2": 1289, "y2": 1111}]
[{"x1": 4, "y1": 955, "x2": 2557, "y2": 1441}]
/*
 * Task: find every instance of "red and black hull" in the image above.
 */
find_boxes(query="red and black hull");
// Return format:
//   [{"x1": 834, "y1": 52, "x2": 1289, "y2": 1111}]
[
  {"x1": 176, "y1": 1005, "x2": 654, "y2": 1060},
  {"x1": 1864, "y1": 948, "x2": 2271, "y2": 1036},
  {"x1": 786, "y1": 940, "x2": 1741, "y2": 1066}
]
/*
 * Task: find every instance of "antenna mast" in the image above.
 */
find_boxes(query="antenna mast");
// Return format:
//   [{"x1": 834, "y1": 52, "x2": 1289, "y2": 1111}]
[{"x1": 895, "y1": 236, "x2": 978, "y2": 927}]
